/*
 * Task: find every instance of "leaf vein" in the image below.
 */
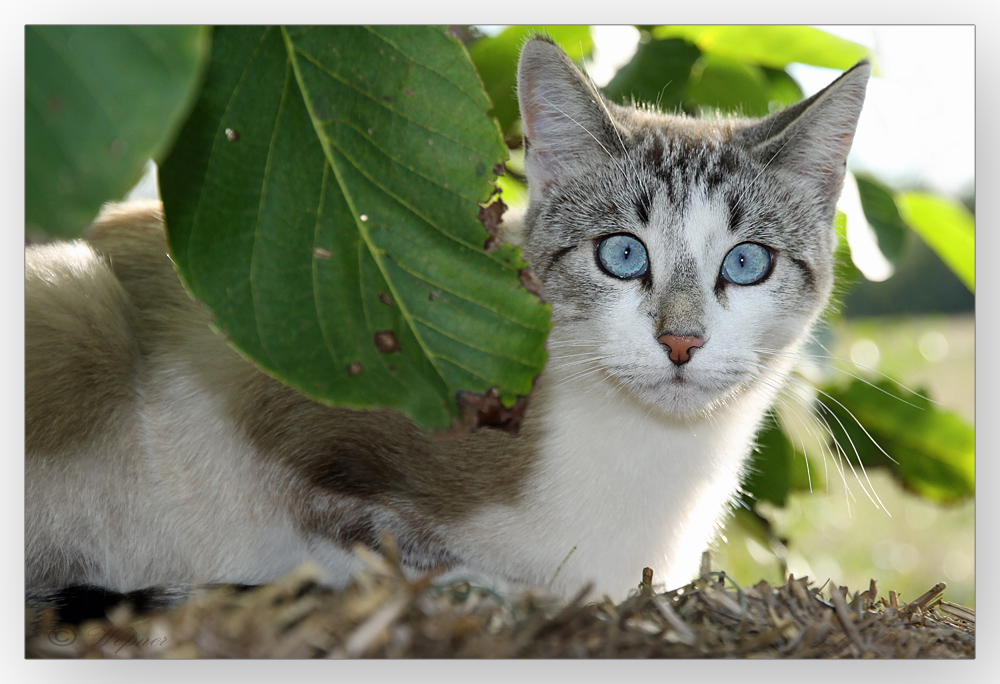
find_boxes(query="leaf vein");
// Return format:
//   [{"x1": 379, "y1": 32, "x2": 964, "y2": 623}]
[
  {"x1": 248, "y1": 58, "x2": 296, "y2": 365},
  {"x1": 383, "y1": 251, "x2": 549, "y2": 333},
  {"x1": 323, "y1": 135, "x2": 488, "y2": 254},
  {"x1": 412, "y1": 315, "x2": 540, "y2": 370},
  {"x1": 321, "y1": 118, "x2": 480, "y2": 203},
  {"x1": 291, "y1": 45, "x2": 491, "y2": 160},
  {"x1": 283, "y1": 26, "x2": 455, "y2": 397},
  {"x1": 362, "y1": 26, "x2": 483, "y2": 102}
]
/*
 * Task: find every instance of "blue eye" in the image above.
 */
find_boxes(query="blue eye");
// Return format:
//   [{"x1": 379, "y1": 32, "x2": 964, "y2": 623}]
[
  {"x1": 721, "y1": 242, "x2": 773, "y2": 285},
  {"x1": 597, "y1": 234, "x2": 649, "y2": 279}
]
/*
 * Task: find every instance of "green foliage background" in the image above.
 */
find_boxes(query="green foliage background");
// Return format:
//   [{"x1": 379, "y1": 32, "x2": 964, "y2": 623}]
[
  {"x1": 25, "y1": 25, "x2": 974, "y2": 602},
  {"x1": 25, "y1": 26, "x2": 209, "y2": 238}
]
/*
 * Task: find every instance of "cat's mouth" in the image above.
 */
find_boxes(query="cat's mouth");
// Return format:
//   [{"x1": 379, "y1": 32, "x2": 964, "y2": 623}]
[
  {"x1": 584, "y1": 353, "x2": 747, "y2": 415},
  {"x1": 648, "y1": 372, "x2": 707, "y2": 395},
  {"x1": 624, "y1": 367, "x2": 747, "y2": 415}
]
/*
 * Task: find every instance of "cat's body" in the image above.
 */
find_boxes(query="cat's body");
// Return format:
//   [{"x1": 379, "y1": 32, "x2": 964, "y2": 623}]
[{"x1": 25, "y1": 38, "x2": 870, "y2": 601}]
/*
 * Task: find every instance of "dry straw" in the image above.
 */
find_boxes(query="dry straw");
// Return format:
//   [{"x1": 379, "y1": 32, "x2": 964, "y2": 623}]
[{"x1": 26, "y1": 544, "x2": 974, "y2": 659}]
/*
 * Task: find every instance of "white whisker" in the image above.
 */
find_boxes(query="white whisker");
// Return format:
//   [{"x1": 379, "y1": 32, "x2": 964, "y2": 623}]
[
  {"x1": 748, "y1": 369, "x2": 846, "y2": 501},
  {"x1": 535, "y1": 93, "x2": 629, "y2": 181},
  {"x1": 581, "y1": 63, "x2": 629, "y2": 158},
  {"x1": 755, "y1": 346, "x2": 936, "y2": 409},
  {"x1": 746, "y1": 358, "x2": 891, "y2": 515}
]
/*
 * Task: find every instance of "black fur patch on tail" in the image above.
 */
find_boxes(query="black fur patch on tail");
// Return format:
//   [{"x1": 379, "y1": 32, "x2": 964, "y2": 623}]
[{"x1": 26, "y1": 584, "x2": 195, "y2": 624}]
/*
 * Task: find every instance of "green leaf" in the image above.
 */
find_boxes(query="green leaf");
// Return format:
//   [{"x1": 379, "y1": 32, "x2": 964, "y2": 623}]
[
  {"x1": 760, "y1": 66, "x2": 804, "y2": 111},
  {"x1": 743, "y1": 416, "x2": 816, "y2": 509},
  {"x1": 743, "y1": 420, "x2": 794, "y2": 508},
  {"x1": 685, "y1": 54, "x2": 771, "y2": 116},
  {"x1": 469, "y1": 26, "x2": 593, "y2": 139},
  {"x1": 651, "y1": 25, "x2": 871, "y2": 71},
  {"x1": 897, "y1": 192, "x2": 975, "y2": 293},
  {"x1": 602, "y1": 38, "x2": 700, "y2": 109},
  {"x1": 496, "y1": 174, "x2": 528, "y2": 209},
  {"x1": 822, "y1": 379, "x2": 975, "y2": 504},
  {"x1": 160, "y1": 26, "x2": 551, "y2": 431},
  {"x1": 855, "y1": 175, "x2": 909, "y2": 265},
  {"x1": 833, "y1": 209, "x2": 863, "y2": 293},
  {"x1": 25, "y1": 25, "x2": 209, "y2": 237}
]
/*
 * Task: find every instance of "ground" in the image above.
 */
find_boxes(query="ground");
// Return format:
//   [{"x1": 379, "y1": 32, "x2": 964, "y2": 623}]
[{"x1": 25, "y1": 550, "x2": 973, "y2": 659}]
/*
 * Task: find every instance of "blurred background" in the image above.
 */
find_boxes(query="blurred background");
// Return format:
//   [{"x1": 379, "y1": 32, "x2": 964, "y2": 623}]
[{"x1": 471, "y1": 25, "x2": 976, "y2": 607}]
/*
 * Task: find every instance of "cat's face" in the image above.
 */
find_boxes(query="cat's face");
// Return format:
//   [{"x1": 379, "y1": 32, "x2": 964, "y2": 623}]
[{"x1": 517, "y1": 38, "x2": 869, "y2": 416}]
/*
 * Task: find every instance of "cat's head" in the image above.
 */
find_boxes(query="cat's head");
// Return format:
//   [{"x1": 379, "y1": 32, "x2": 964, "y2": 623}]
[{"x1": 517, "y1": 36, "x2": 870, "y2": 416}]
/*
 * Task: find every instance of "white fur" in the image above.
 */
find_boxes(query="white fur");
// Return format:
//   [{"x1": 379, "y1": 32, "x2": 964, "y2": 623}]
[{"x1": 448, "y1": 354, "x2": 780, "y2": 599}]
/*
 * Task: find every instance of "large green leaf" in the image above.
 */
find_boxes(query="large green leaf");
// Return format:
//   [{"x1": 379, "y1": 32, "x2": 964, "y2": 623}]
[
  {"x1": 469, "y1": 26, "x2": 593, "y2": 139},
  {"x1": 855, "y1": 174, "x2": 909, "y2": 266},
  {"x1": 160, "y1": 26, "x2": 551, "y2": 430},
  {"x1": 897, "y1": 192, "x2": 975, "y2": 293},
  {"x1": 742, "y1": 418, "x2": 813, "y2": 509},
  {"x1": 603, "y1": 38, "x2": 700, "y2": 109},
  {"x1": 25, "y1": 25, "x2": 209, "y2": 237},
  {"x1": 833, "y1": 209, "x2": 863, "y2": 295},
  {"x1": 821, "y1": 379, "x2": 974, "y2": 504},
  {"x1": 651, "y1": 25, "x2": 871, "y2": 71},
  {"x1": 686, "y1": 54, "x2": 772, "y2": 116}
]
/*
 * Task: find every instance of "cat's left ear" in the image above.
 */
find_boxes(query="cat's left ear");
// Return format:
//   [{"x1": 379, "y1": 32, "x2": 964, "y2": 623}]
[
  {"x1": 736, "y1": 60, "x2": 871, "y2": 201},
  {"x1": 517, "y1": 36, "x2": 624, "y2": 198}
]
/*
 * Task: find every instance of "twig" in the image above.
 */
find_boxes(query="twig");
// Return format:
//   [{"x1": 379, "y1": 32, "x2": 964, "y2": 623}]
[
  {"x1": 652, "y1": 595, "x2": 696, "y2": 646},
  {"x1": 907, "y1": 582, "x2": 947, "y2": 613},
  {"x1": 829, "y1": 584, "x2": 867, "y2": 657}
]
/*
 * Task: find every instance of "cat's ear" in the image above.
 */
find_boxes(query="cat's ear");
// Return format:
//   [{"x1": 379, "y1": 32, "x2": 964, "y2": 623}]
[
  {"x1": 736, "y1": 60, "x2": 871, "y2": 199},
  {"x1": 517, "y1": 36, "x2": 624, "y2": 196}
]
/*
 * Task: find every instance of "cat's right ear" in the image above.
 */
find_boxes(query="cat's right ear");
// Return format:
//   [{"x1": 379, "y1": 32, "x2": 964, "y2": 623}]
[
  {"x1": 517, "y1": 36, "x2": 623, "y2": 198},
  {"x1": 735, "y1": 60, "x2": 871, "y2": 203}
]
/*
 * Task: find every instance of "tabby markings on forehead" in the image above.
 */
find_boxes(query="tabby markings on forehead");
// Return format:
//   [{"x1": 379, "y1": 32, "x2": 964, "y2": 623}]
[
  {"x1": 638, "y1": 132, "x2": 744, "y2": 211},
  {"x1": 727, "y1": 193, "x2": 744, "y2": 234},
  {"x1": 634, "y1": 186, "x2": 653, "y2": 225}
]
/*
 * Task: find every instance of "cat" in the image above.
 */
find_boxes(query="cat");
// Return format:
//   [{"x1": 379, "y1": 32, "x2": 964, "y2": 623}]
[{"x1": 25, "y1": 36, "x2": 870, "y2": 603}]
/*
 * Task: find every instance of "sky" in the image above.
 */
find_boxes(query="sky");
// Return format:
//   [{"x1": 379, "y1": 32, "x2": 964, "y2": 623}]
[{"x1": 793, "y1": 26, "x2": 974, "y2": 199}]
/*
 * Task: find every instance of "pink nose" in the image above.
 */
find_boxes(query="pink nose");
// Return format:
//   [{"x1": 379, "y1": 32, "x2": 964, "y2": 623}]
[{"x1": 658, "y1": 334, "x2": 705, "y2": 365}]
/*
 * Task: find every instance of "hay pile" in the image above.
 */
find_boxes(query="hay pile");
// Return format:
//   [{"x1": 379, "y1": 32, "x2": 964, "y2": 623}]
[{"x1": 25, "y1": 552, "x2": 974, "y2": 659}]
